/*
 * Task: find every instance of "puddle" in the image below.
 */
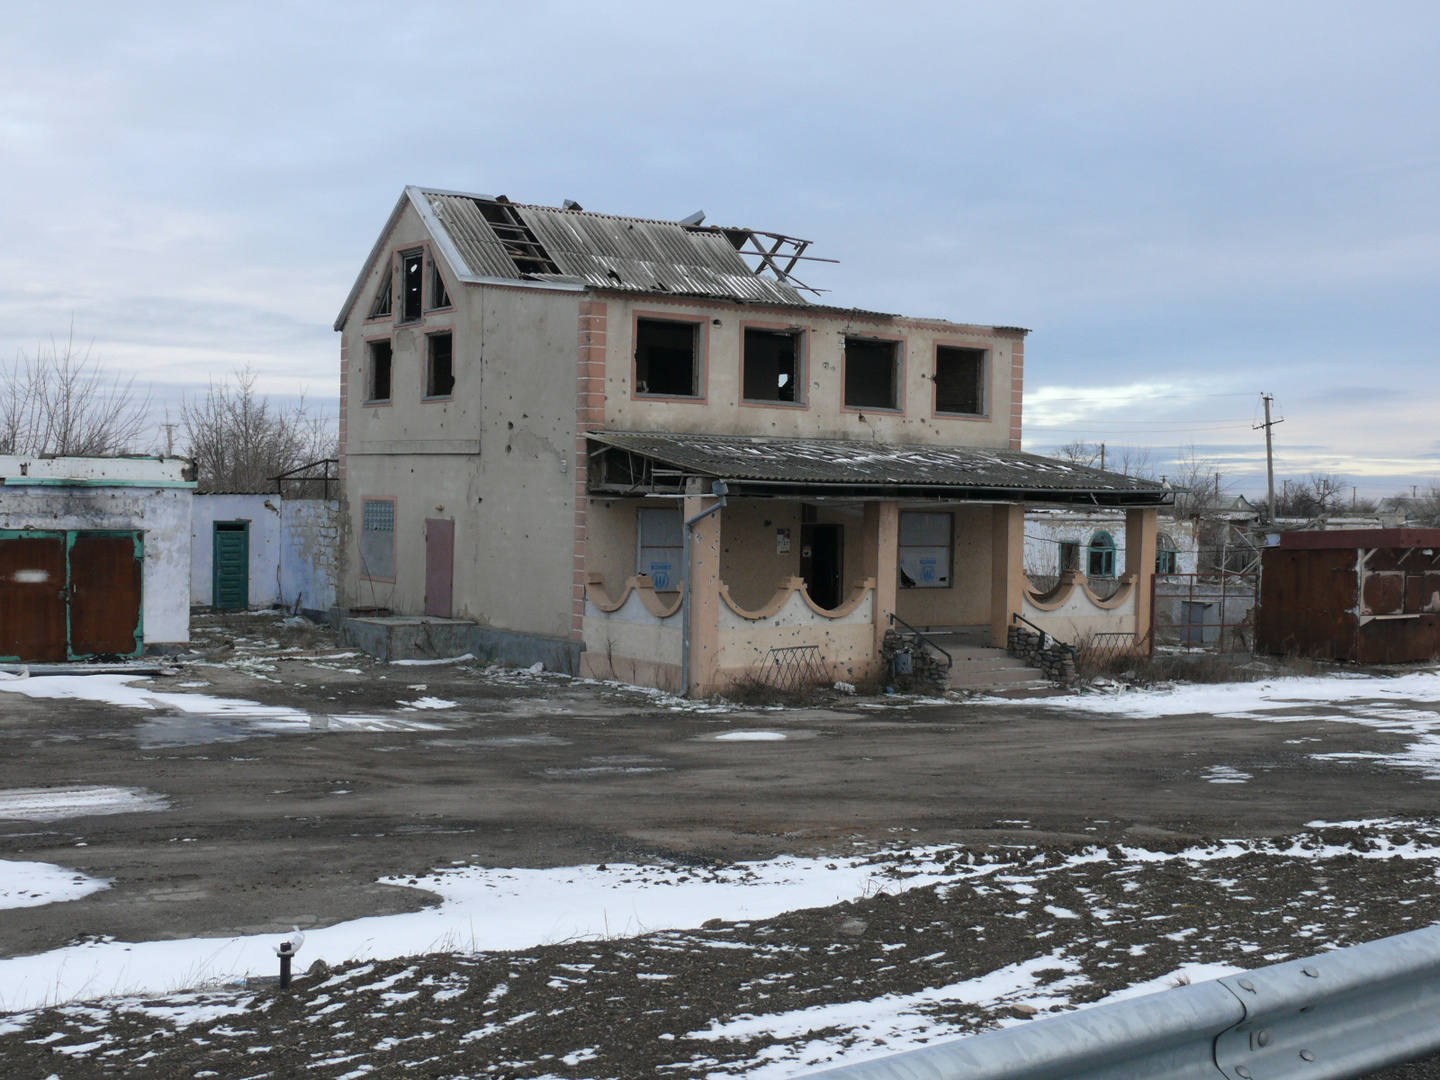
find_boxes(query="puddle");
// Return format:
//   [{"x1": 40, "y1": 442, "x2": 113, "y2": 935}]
[{"x1": 0, "y1": 786, "x2": 170, "y2": 821}]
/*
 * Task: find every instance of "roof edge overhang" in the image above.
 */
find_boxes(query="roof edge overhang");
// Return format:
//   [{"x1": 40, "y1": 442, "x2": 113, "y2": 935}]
[{"x1": 585, "y1": 432, "x2": 1173, "y2": 509}]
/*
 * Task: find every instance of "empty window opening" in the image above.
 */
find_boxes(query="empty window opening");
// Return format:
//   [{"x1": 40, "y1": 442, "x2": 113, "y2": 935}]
[
  {"x1": 1088, "y1": 532, "x2": 1116, "y2": 578},
  {"x1": 1156, "y1": 534, "x2": 1179, "y2": 575},
  {"x1": 898, "y1": 512, "x2": 952, "y2": 588},
  {"x1": 366, "y1": 340, "x2": 393, "y2": 403},
  {"x1": 1059, "y1": 541, "x2": 1079, "y2": 573},
  {"x1": 476, "y1": 199, "x2": 562, "y2": 276},
  {"x1": 844, "y1": 337, "x2": 899, "y2": 410},
  {"x1": 426, "y1": 333, "x2": 455, "y2": 398},
  {"x1": 400, "y1": 250, "x2": 424, "y2": 322},
  {"x1": 743, "y1": 328, "x2": 802, "y2": 403},
  {"x1": 934, "y1": 346, "x2": 985, "y2": 415},
  {"x1": 428, "y1": 257, "x2": 451, "y2": 309},
  {"x1": 361, "y1": 498, "x2": 395, "y2": 581},
  {"x1": 367, "y1": 271, "x2": 392, "y2": 319},
  {"x1": 635, "y1": 319, "x2": 699, "y2": 397},
  {"x1": 637, "y1": 507, "x2": 683, "y2": 591}
]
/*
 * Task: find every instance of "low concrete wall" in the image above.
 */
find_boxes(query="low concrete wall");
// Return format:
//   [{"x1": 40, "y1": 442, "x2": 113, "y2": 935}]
[
  {"x1": 340, "y1": 615, "x2": 582, "y2": 673},
  {"x1": 281, "y1": 499, "x2": 340, "y2": 616}
]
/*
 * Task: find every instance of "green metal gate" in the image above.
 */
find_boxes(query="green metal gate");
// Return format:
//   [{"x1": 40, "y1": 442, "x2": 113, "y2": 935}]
[{"x1": 212, "y1": 522, "x2": 250, "y2": 611}]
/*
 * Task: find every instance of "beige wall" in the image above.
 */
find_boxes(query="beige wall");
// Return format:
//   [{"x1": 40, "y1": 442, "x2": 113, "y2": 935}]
[
  {"x1": 893, "y1": 504, "x2": 993, "y2": 628},
  {"x1": 599, "y1": 296, "x2": 1018, "y2": 448},
  {"x1": 340, "y1": 202, "x2": 581, "y2": 639}
]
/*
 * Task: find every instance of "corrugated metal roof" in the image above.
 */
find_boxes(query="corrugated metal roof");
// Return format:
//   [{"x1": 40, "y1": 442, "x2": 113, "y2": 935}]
[
  {"x1": 589, "y1": 431, "x2": 1171, "y2": 501},
  {"x1": 420, "y1": 190, "x2": 808, "y2": 306}
]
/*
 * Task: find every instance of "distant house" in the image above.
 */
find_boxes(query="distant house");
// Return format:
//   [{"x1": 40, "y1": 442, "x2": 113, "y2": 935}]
[
  {"x1": 0, "y1": 455, "x2": 194, "y2": 661},
  {"x1": 333, "y1": 188, "x2": 1171, "y2": 691}
]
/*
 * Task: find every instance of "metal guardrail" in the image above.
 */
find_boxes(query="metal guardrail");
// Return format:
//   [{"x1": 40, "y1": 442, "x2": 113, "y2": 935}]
[
  {"x1": 801, "y1": 923, "x2": 1440, "y2": 1080},
  {"x1": 886, "y1": 612, "x2": 953, "y2": 671}
]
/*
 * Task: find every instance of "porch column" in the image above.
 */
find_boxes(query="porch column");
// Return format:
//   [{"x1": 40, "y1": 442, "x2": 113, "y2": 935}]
[
  {"x1": 1125, "y1": 507, "x2": 1158, "y2": 641},
  {"x1": 990, "y1": 503, "x2": 1025, "y2": 648},
  {"x1": 862, "y1": 500, "x2": 900, "y2": 657},
  {"x1": 685, "y1": 494, "x2": 723, "y2": 696}
]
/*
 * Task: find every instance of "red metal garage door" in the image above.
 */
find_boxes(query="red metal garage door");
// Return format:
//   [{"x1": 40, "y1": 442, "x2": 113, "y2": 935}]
[
  {"x1": 70, "y1": 532, "x2": 143, "y2": 658},
  {"x1": 0, "y1": 534, "x2": 68, "y2": 662}
]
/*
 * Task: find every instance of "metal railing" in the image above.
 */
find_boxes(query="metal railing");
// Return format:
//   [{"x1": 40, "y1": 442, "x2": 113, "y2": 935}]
[
  {"x1": 801, "y1": 922, "x2": 1440, "y2": 1080},
  {"x1": 886, "y1": 612, "x2": 953, "y2": 672},
  {"x1": 1011, "y1": 611, "x2": 1079, "y2": 661}
]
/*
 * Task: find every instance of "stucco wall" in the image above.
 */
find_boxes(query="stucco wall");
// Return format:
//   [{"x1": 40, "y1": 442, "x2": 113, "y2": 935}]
[
  {"x1": 341, "y1": 201, "x2": 580, "y2": 639},
  {"x1": 893, "y1": 505, "x2": 992, "y2": 628},
  {"x1": 599, "y1": 296, "x2": 1018, "y2": 448},
  {"x1": 281, "y1": 499, "x2": 339, "y2": 613},
  {"x1": 191, "y1": 494, "x2": 281, "y2": 607},
  {"x1": 0, "y1": 485, "x2": 191, "y2": 645}
]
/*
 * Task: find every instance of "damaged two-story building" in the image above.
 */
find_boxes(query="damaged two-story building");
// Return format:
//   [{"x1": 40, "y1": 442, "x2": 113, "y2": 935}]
[{"x1": 334, "y1": 187, "x2": 1170, "y2": 693}]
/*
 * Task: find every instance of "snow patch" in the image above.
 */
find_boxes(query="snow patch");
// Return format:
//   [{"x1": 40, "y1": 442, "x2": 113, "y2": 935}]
[
  {"x1": 0, "y1": 861, "x2": 109, "y2": 910},
  {"x1": 0, "y1": 786, "x2": 169, "y2": 821}
]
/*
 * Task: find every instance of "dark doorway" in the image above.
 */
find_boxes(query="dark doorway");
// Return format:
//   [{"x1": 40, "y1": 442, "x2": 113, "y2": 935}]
[
  {"x1": 425, "y1": 518, "x2": 455, "y2": 618},
  {"x1": 70, "y1": 533, "x2": 143, "y2": 657},
  {"x1": 800, "y1": 523, "x2": 844, "y2": 609},
  {"x1": 213, "y1": 522, "x2": 250, "y2": 611},
  {"x1": 0, "y1": 534, "x2": 68, "y2": 662}
]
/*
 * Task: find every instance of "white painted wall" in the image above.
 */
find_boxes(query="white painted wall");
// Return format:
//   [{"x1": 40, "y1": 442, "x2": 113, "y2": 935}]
[
  {"x1": 1025, "y1": 510, "x2": 1198, "y2": 580},
  {"x1": 281, "y1": 499, "x2": 339, "y2": 613},
  {"x1": 0, "y1": 483, "x2": 192, "y2": 646},
  {"x1": 190, "y1": 494, "x2": 282, "y2": 607}
]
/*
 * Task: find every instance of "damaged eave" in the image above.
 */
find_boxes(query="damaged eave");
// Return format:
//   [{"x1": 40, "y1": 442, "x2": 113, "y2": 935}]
[{"x1": 584, "y1": 432, "x2": 1172, "y2": 508}]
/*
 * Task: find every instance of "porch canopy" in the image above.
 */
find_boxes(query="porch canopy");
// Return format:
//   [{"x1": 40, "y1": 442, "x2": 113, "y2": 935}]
[{"x1": 586, "y1": 431, "x2": 1172, "y2": 506}]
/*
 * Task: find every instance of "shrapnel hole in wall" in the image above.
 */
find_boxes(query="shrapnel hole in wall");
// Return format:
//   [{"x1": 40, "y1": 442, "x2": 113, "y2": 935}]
[{"x1": 635, "y1": 318, "x2": 698, "y2": 397}]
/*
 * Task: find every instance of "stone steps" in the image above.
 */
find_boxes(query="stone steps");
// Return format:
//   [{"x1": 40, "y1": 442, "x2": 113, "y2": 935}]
[{"x1": 945, "y1": 645, "x2": 1053, "y2": 692}]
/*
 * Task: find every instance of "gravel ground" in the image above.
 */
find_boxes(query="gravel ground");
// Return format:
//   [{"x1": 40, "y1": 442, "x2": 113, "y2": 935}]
[{"x1": 4, "y1": 822, "x2": 1440, "y2": 1079}]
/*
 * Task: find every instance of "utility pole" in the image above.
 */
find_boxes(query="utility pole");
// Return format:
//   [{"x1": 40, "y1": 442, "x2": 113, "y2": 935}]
[
  {"x1": 1256, "y1": 393, "x2": 1282, "y2": 524},
  {"x1": 162, "y1": 422, "x2": 177, "y2": 457},
  {"x1": 1099, "y1": 442, "x2": 1106, "y2": 472}
]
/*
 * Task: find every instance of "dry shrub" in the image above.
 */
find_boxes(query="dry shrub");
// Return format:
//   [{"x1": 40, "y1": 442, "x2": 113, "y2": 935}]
[{"x1": 1081, "y1": 648, "x2": 1333, "y2": 687}]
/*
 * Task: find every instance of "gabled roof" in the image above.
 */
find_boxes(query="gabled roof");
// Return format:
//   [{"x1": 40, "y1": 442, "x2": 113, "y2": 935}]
[
  {"x1": 587, "y1": 431, "x2": 1173, "y2": 506},
  {"x1": 336, "y1": 187, "x2": 815, "y2": 329}
]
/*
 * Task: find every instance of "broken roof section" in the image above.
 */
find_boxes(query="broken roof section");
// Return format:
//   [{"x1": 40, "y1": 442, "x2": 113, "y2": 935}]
[
  {"x1": 336, "y1": 187, "x2": 825, "y2": 329},
  {"x1": 587, "y1": 432, "x2": 1173, "y2": 506}
]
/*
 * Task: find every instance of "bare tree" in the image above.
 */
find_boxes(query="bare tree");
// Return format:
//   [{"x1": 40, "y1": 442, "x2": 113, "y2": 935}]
[
  {"x1": 182, "y1": 368, "x2": 335, "y2": 493},
  {"x1": 1274, "y1": 473, "x2": 1351, "y2": 517},
  {"x1": 1053, "y1": 440, "x2": 1102, "y2": 468},
  {"x1": 0, "y1": 329, "x2": 150, "y2": 456},
  {"x1": 1167, "y1": 446, "x2": 1226, "y2": 522},
  {"x1": 1111, "y1": 444, "x2": 1155, "y2": 479}
]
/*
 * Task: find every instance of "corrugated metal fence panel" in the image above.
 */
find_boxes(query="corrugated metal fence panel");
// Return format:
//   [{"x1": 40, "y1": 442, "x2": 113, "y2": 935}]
[{"x1": 800, "y1": 924, "x2": 1440, "y2": 1080}]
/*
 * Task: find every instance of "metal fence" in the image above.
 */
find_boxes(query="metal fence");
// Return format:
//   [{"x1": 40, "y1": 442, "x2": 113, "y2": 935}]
[
  {"x1": 1152, "y1": 572, "x2": 1259, "y2": 654},
  {"x1": 801, "y1": 921, "x2": 1440, "y2": 1080}
]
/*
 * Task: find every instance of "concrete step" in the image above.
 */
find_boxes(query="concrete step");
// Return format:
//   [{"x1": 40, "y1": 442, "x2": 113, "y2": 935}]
[{"x1": 948, "y1": 665, "x2": 1052, "y2": 688}]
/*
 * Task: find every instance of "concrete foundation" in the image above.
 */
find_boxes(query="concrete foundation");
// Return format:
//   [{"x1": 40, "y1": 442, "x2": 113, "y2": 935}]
[{"x1": 340, "y1": 615, "x2": 582, "y2": 673}]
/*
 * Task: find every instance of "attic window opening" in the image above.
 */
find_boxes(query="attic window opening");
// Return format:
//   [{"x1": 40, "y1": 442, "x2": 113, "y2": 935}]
[
  {"x1": 743, "y1": 328, "x2": 802, "y2": 404},
  {"x1": 934, "y1": 346, "x2": 985, "y2": 416},
  {"x1": 476, "y1": 200, "x2": 561, "y2": 276},
  {"x1": 635, "y1": 318, "x2": 700, "y2": 398},
  {"x1": 367, "y1": 272, "x2": 392, "y2": 319},
  {"x1": 400, "y1": 250, "x2": 424, "y2": 322},
  {"x1": 844, "y1": 337, "x2": 899, "y2": 411},
  {"x1": 428, "y1": 257, "x2": 451, "y2": 309},
  {"x1": 426, "y1": 332, "x2": 455, "y2": 398},
  {"x1": 366, "y1": 340, "x2": 393, "y2": 403}
]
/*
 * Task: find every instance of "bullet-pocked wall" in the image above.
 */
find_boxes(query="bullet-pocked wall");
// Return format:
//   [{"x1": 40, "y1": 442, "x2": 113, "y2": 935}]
[{"x1": 339, "y1": 200, "x2": 580, "y2": 640}]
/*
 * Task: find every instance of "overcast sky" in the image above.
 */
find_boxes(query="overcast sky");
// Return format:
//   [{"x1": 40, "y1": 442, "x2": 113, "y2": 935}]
[{"x1": 2, "y1": 2, "x2": 1436, "y2": 498}]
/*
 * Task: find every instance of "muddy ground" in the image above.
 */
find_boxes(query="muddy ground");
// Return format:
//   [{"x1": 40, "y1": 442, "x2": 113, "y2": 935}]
[{"x1": 3, "y1": 612, "x2": 1440, "y2": 1077}]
